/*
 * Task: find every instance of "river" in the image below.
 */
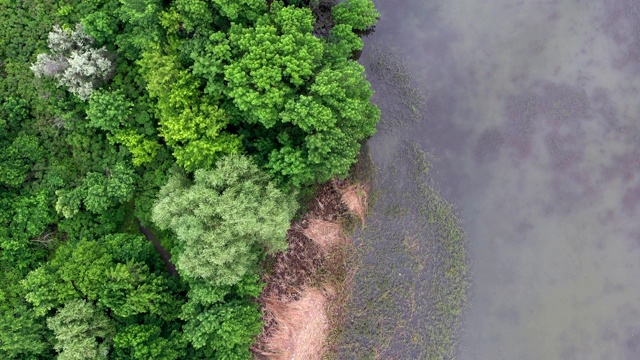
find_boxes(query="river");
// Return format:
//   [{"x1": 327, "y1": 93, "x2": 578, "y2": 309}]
[{"x1": 360, "y1": 0, "x2": 640, "y2": 359}]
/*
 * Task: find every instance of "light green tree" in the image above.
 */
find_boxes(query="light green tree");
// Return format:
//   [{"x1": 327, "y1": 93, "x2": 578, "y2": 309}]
[
  {"x1": 152, "y1": 154, "x2": 297, "y2": 286},
  {"x1": 46, "y1": 299, "x2": 116, "y2": 360},
  {"x1": 139, "y1": 49, "x2": 242, "y2": 171},
  {"x1": 109, "y1": 129, "x2": 161, "y2": 166},
  {"x1": 332, "y1": 0, "x2": 380, "y2": 31}
]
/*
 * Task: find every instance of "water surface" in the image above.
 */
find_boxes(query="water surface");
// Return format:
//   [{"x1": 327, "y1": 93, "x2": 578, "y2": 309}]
[{"x1": 362, "y1": 0, "x2": 640, "y2": 358}]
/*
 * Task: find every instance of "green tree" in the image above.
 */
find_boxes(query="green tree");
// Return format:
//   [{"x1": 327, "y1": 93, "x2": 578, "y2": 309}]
[
  {"x1": 180, "y1": 276, "x2": 263, "y2": 359},
  {"x1": 189, "y1": 2, "x2": 380, "y2": 185},
  {"x1": 266, "y1": 58, "x2": 379, "y2": 185},
  {"x1": 210, "y1": 0, "x2": 266, "y2": 23},
  {"x1": 331, "y1": 0, "x2": 380, "y2": 31},
  {"x1": 0, "y1": 305, "x2": 50, "y2": 359},
  {"x1": 86, "y1": 89, "x2": 133, "y2": 132},
  {"x1": 223, "y1": 4, "x2": 324, "y2": 128},
  {"x1": 55, "y1": 161, "x2": 136, "y2": 217},
  {"x1": 152, "y1": 154, "x2": 297, "y2": 286},
  {"x1": 82, "y1": 10, "x2": 119, "y2": 46},
  {"x1": 0, "y1": 133, "x2": 42, "y2": 187},
  {"x1": 23, "y1": 234, "x2": 178, "y2": 319},
  {"x1": 182, "y1": 298, "x2": 262, "y2": 359},
  {"x1": 99, "y1": 262, "x2": 167, "y2": 318},
  {"x1": 112, "y1": 324, "x2": 186, "y2": 360},
  {"x1": 46, "y1": 299, "x2": 116, "y2": 360}
]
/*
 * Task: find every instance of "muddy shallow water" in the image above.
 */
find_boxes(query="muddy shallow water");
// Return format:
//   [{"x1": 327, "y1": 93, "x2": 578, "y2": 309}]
[{"x1": 361, "y1": 0, "x2": 640, "y2": 359}]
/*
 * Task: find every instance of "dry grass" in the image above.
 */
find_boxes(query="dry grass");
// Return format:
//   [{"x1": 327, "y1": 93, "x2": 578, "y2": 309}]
[
  {"x1": 260, "y1": 231, "x2": 324, "y2": 303},
  {"x1": 340, "y1": 184, "x2": 369, "y2": 225},
  {"x1": 257, "y1": 288, "x2": 330, "y2": 360},
  {"x1": 253, "y1": 181, "x2": 370, "y2": 359},
  {"x1": 303, "y1": 219, "x2": 346, "y2": 250}
]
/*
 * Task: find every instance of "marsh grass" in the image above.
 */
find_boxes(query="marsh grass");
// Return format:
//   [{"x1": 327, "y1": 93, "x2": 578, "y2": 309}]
[
  {"x1": 259, "y1": 288, "x2": 330, "y2": 360},
  {"x1": 334, "y1": 142, "x2": 470, "y2": 360},
  {"x1": 254, "y1": 160, "x2": 372, "y2": 359},
  {"x1": 366, "y1": 47, "x2": 428, "y2": 132}
]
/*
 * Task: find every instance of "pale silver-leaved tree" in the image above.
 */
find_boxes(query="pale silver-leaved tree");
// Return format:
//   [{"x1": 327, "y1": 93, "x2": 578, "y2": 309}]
[{"x1": 30, "y1": 24, "x2": 114, "y2": 100}]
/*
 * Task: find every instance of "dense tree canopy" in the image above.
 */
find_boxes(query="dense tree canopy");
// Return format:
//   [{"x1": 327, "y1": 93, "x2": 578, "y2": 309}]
[
  {"x1": 0, "y1": 0, "x2": 379, "y2": 358},
  {"x1": 142, "y1": 0, "x2": 380, "y2": 185}
]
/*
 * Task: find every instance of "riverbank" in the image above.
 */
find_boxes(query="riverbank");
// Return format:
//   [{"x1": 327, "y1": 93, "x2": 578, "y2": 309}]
[
  {"x1": 251, "y1": 164, "x2": 371, "y2": 359},
  {"x1": 252, "y1": 29, "x2": 471, "y2": 360},
  {"x1": 333, "y1": 46, "x2": 470, "y2": 359}
]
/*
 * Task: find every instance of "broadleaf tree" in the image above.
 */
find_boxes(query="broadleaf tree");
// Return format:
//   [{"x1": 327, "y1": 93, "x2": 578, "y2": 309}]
[{"x1": 152, "y1": 154, "x2": 298, "y2": 286}]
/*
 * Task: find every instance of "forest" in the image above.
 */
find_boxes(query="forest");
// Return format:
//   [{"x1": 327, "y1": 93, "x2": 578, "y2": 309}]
[{"x1": 0, "y1": 0, "x2": 380, "y2": 358}]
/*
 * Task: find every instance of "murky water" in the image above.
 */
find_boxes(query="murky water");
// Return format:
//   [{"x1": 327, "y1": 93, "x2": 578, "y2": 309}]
[{"x1": 362, "y1": 0, "x2": 640, "y2": 359}]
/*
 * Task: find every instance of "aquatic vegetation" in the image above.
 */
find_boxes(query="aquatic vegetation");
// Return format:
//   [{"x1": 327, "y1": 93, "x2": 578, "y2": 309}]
[{"x1": 336, "y1": 142, "x2": 470, "y2": 359}]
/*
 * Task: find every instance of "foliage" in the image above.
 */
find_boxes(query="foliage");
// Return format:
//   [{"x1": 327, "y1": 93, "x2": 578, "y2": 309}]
[
  {"x1": 0, "y1": 305, "x2": 50, "y2": 359},
  {"x1": 332, "y1": 0, "x2": 380, "y2": 31},
  {"x1": 86, "y1": 89, "x2": 133, "y2": 132},
  {"x1": 112, "y1": 324, "x2": 186, "y2": 360},
  {"x1": 46, "y1": 299, "x2": 116, "y2": 360},
  {"x1": 139, "y1": 49, "x2": 243, "y2": 170},
  {"x1": 55, "y1": 161, "x2": 137, "y2": 217},
  {"x1": 0, "y1": 0, "x2": 381, "y2": 357},
  {"x1": 265, "y1": 58, "x2": 379, "y2": 185},
  {"x1": 210, "y1": 0, "x2": 266, "y2": 23},
  {"x1": 31, "y1": 24, "x2": 115, "y2": 100},
  {"x1": 109, "y1": 129, "x2": 161, "y2": 166},
  {"x1": 180, "y1": 275, "x2": 264, "y2": 359},
  {"x1": 23, "y1": 234, "x2": 177, "y2": 318},
  {"x1": 223, "y1": 5, "x2": 324, "y2": 127},
  {"x1": 152, "y1": 154, "x2": 298, "y2": 285},
  {"x1": 182, "y1": 297, "x2": 262, "y2": 359},
  {"x1": 186, "y1": 1, "x2": 380, "y2": 185}
]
